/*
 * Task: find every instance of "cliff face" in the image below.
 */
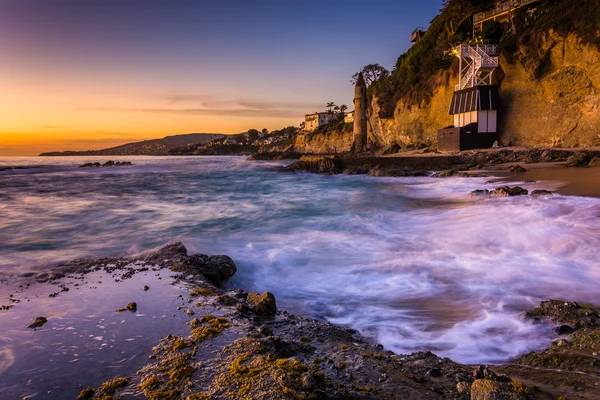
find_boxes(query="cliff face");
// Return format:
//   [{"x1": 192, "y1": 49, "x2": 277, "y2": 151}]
[
  {"x1": 288, "y1": 32, "x2": 600, "y2": 155},
  {"x1": 369, "y1": 32, "x2": 600, "y2": 149}
]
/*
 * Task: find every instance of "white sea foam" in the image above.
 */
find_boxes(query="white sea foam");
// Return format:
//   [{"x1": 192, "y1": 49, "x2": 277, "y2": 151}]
[{"x1": 1, "y1": 156, "x2": 599, "y2": 363}]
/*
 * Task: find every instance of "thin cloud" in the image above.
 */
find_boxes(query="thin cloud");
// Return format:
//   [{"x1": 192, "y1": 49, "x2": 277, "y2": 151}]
[
  {"x1": 76, "y1": 106, "x2": 309, "y2": 118},
  {"x1": 36, "y1": 125, "x2": 61, "y2": 129}
]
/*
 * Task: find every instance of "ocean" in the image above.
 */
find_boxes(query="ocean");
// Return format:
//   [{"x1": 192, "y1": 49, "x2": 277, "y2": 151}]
[{"x1": 2, "y1": 155, "x2": 600, "y2": 365}]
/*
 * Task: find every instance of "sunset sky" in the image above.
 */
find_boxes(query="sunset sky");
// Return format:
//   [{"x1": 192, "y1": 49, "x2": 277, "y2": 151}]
[{"x1": 0, "y1": 0, "x2": 441, "y2": 156}]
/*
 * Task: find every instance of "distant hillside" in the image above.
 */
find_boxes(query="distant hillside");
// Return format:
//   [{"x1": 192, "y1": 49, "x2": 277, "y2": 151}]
[{"x1": 39, "y1": 133, "x2": 227, "y2": 156}]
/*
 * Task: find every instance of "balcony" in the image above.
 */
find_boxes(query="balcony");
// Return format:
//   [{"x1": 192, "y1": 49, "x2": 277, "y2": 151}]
[
  {"x1": 410, "y1": 26, "x2": 428, "y2": 43},
  {"x1": 474, "y1": 0, "x2": 539, "y2": 24}
]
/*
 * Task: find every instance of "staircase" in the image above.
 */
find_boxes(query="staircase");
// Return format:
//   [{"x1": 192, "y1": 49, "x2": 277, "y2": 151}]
[{"x1": 455, "y1": 44, "x2": 499, "y2": 91}]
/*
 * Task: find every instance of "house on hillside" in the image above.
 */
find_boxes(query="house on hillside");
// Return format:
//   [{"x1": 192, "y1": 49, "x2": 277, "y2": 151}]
[
  {"x1": 344, "y1": 110, "x2": 355, "y2": 123},
  {"x1": 304, "y1": 112, "x2": 338, "y2": 132}
]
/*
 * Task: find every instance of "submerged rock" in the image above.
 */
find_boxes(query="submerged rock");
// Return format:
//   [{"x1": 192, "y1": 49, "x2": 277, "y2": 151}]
[
  {"x1": 470, "y1": 189, "x2": 491, "y2": 197},
  {"x1": 76, "y1": 387, "x2": 95, "y2": 400},
  {"x1": 116, "y1": 302, "x2": 137, "y2": 312},
  {"x1": 531, "y1": 189, "x2": 553, "y2": 196},
  {"x1": 246, "y1": 292, "x2": 277, "y2": 315},
  {"x1": 491, "y1": 186, "x2": 528, "y2": 197},
  {"x1": 28, "y1": 316, "x2": 48, "y2": 329}
]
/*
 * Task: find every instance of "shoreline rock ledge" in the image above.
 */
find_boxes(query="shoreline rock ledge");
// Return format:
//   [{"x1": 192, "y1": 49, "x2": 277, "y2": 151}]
[{"x1": 15, "y1": 243, "x2": 600, "y2": 399}]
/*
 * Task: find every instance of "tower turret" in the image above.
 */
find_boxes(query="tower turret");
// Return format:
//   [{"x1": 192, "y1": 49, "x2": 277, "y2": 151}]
[{"x1": 353, "y1": 72, "x2": 368, "y2": 153}]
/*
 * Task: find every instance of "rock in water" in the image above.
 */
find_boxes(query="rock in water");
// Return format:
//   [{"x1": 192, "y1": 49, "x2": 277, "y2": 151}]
[
  {"x1": 470, "y1": 189, "x2": 490, "y2": 197},
  {"x1": 201, "y1": 255, "x2": 237, "y2": 282},
  {"x1": 247, "y1": 292, "x2": 277, "y2": 315},
  {"x1": 116, "y1": 302, "x2": 137, "y2": 312},
  {"x1": 508, "y1": 164, "x2": 527, "y2": 173},
  {"x1": 531, "y1": 190, "x2": 553, "y2": 196},
  {"x1": 491, "y1": 186, "x2": 528, "y2": 197},
  {"x1": 28, "y1": 316, "x2": 48, "y2": 329}
]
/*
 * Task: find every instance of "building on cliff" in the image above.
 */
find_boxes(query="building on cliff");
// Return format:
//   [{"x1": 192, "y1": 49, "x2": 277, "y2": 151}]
[
  {"x1": 304, "y1": 112, "x2": 338, "y2": 132},
  {"x1": 344, "y1": 110, "x2": 355, "y2": 123},
  {"x1": 438, "y1": 44, "x2": 500, "y2": 152},
  {"x1": 353, "y1": 72, "x2": 368, "y2": 153},
  {"x1": 473, "y1": 0, "x2": 540, "y2": 35}
]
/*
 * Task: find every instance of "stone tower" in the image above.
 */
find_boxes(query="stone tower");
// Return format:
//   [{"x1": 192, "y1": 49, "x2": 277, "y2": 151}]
[{"x1": 353, "y1": 72, "x2": 368, "y2": 153}]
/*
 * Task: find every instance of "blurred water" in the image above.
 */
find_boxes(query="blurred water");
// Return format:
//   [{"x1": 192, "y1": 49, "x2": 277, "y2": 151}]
[{"x1": 1, "y1": 155, "x2": 600, "y2": 363}]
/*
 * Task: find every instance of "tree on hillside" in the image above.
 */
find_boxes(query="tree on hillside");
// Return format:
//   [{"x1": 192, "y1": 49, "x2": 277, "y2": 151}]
[
  {"x1": 326, "y1": 102, "x2": 336, "y2": 112},
  {"x1": 247, "y1": 129, "x2": 260, "y2": 142},
  {"x1": 339, "y1": 104, "x2": 348, "y2": 115},
  {"x1": 261, "y1": 128, "x2": 269, "y2": 136},
  {"x1": 351, "y1": 64, "x2": 390, "y2": 87}
]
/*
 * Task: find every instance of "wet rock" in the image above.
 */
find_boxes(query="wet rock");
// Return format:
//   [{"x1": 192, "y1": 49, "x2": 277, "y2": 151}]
[
  {"x1": 523, "y1": 179, "x2": 537, "y2": 183},
  {"x1": 103, "y1": 160, "x2": 115, "y2": 167},
  {"x1": 200, "y1": 255, "x2": 237, "y2": 283},
  {"x1": 457, "y1": 381, "x2": 471, "y2": 394},
  {"x1": 554, "y1": 325, "x2": 575, "y2": 335},
  {"x1": 79, "y1": 162, "x2": 101, "y2": 168},
  {"x1": 525, "y1": 300, "x2": 600, "y2": 329},
  {"x1": 470, "y1": 379, "x2": 510, "y2": 400},
  {"x1": 140, "y1": 242, "x2": 188, "y2": 264},
  {"x1": 553, "y1": 338, "x2": 571, "y2": 348},
  {"x1": 588, "y1": 157, "x2": 600, "y2": 167},
  {"x1": 28, "y1": 316, "x2": 48, "y2": 329},
  {"x1": 317, "y1": 157, "x2": 344, "y2": 174},
  {"x1": 426, "y1": 368, "x2": 442, "y2": 378},
  {"x1": 258, "y1": 325, "x2": 273, "y2": 336},
  {"x1": 507, "y1": 165, "x2": 526, "y2": 173},
  {"x1": 531, "y1": 189, "x2": 553, "y2": 197},
  {"x1": 368, "y1": 167, "x2": 429, "y2": 177},
  {"x1": 301, "y1": 371, "x2": 326, "y2": 391},
  {"x1": 564, "y1": 152, "x2": 590, "y2": 167},
  {"x1": 76, "y1": 386, "x2": 95, "y2": 400},
  {"x1": 491, "y1": 186, "x2": 528, "y2": 197},
  {"x1": 247, "y1": 292, "x2": 277, "y2": 315},
  {"x1": 143, "y1": 285, "x2": 150, "y2": 291},
  {"x1": 343, "y1": 165, "x2": 370, "y2": 175},
  {"x1": 432, "y1": 169, "x2": 471, "y2": 178},
  {"x1": 116, "y1": 302, "x2": 137, "y2": 312},
  {"x1": 216, "y1": 294, "x2": 238, "y2": 306},
  {"x1": 470, "y1": 189, "x2": 491, "y2": 197}
]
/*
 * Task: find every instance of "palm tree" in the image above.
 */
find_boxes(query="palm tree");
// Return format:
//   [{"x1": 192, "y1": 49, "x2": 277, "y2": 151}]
[{"x1": 326, "y1": 102, "x2": 336, "y2": 112}]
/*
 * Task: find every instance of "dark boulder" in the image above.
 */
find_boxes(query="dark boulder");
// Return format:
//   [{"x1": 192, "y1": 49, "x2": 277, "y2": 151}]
[
  {"x1": 491, "y1": 186, "x2": 528, "y2": 197},
  {"x1": 470, "y1": 189, "x2": 490, "y2": 197},
  {"x1": 507, "y1": 165, "x2": 526, "y2": 173},
  {"x1": 247, "y1": 292, "x2": 277, "y2": 315},
  {"x1": 531, "y1": 190, "x2": 553, "y2": 197},
  {"x1": 564, "y1": 152, "x2": 590, "y2": 167}
]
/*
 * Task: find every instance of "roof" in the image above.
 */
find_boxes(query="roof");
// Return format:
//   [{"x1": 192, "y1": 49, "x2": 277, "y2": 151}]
[
  {"x1": 305, "y1": 112, "x2": 336, "y2": 117},
  {"x1": 448, "y1": 85, "x2": 499, "y2": 115}
]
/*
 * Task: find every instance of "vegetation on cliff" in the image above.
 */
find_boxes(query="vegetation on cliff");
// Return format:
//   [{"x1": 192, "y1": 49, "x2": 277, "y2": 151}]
[{"x1": 371, "y1": 0, "x2": 600, "y2": 119}]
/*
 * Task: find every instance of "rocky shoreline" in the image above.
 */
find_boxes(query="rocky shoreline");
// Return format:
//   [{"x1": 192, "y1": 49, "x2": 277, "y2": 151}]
[
  {"x1": 4, "y1": 244, "x2": 598, "y2": 399},
  {"x1": 251, "y1": 148, "x2": 600, "y2": 178}
]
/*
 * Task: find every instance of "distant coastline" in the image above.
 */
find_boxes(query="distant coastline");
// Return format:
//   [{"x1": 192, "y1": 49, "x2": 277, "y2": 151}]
[{"x1": 39, "y1": 132, "x2": 227, "y2": 156}]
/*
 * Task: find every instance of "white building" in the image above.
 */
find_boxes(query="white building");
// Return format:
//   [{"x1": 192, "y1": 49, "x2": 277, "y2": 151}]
[
  {"x1": 304, "y1": 112, "x2": 338, "y2": 132},
  {"x1": 344, "y1": 110, "x2": 355, "y2": 123}
]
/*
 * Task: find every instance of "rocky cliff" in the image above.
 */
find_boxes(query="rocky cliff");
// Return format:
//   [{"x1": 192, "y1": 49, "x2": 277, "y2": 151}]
[{"x1": 292, "y1": 32, "x2": 600, "y2": 154}]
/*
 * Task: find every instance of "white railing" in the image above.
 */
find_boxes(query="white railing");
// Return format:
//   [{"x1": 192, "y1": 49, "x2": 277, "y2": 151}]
[{"x1": 455, "y1": 44, "x2": 499, "y2": 90}]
